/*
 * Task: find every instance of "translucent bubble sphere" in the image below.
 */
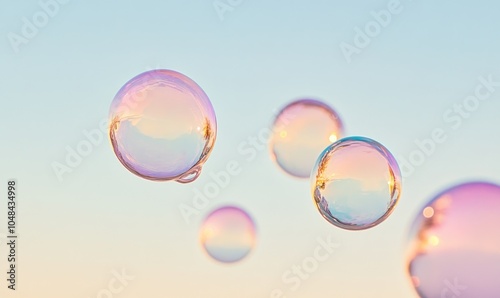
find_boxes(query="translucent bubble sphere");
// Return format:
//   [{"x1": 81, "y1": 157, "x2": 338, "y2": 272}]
[
  {"x1": 200, "y1": 206, "x2": 256, "y2": 263},
  {"x1": 109, "y1": 69, "x2": 217, "y2": 182},
  {"x1": 311, "y1": 136, "x2": 402, "y2": 230},
  {"x1": 270, "y1": 99, "x2": 344, "y2": 178},
  {"x1": 406, "y1": 182, "x2": 500, "y2": 298}
]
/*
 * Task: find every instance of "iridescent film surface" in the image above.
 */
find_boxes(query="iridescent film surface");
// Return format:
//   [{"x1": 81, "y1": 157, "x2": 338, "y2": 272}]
[
  {"x1": 406, "y1": 182, "x2": 500, "y2": 298},
  {"x1": 200, "y1": 206, "x2": 256, "y2": 263},
  {"x1": 311, "y1": 136, "x2": 401, "y2": 230},
  {"x1": 109, "y1": 69, "x2": 217, "y2": 182},
  {"x1": 270, "y1": 99, "x2": 344, "y2": 178}
]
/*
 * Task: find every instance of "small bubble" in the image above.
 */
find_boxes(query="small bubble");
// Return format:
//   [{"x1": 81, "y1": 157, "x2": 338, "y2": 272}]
[
  {"x1": 269, "y1": 99, "x2": 344, "y2": 178},
  {"x1": 200, "y1": 206, "x2": 256, "y2": 263}
]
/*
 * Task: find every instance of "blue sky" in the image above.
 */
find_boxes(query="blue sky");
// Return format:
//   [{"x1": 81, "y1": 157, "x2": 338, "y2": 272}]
[{"x1": 1, "y1": 1, "x2": 499, "y2": 297}]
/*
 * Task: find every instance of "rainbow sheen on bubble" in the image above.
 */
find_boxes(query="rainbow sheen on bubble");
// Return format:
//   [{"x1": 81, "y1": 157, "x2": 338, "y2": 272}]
[
  {"x1": 109, "y1": 69, "x2": 216, "y2": 182},
  {"x1": 269, "y1": 99, "x2": 344, "y2": 178},
  {"x1": 311, "y1": 136, "x2": 401, "y2": 230},
  {"x1": 200, "y1": 206, "x2": 256, "y2": 263},
  {"x1": 406, "y1": 182, "x2": 500, "y2": 298}
]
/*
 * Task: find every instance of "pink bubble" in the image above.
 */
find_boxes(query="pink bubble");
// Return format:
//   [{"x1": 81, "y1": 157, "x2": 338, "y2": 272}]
[
  {"x1": 109, "y1": 70, "x2": 217, "y2": 182},
  {"x1": 311, "y1": 136, "x2": 402, "y2": 230},
  {"x1": 200, "y1": 206, "x2": 256, "y2": 263},
  {"x1": 270, "y1": 99, "x2": 344, "y2": 178},
  {"x1": 406, "y1": 182, "x2": 500, "y2": 298}
]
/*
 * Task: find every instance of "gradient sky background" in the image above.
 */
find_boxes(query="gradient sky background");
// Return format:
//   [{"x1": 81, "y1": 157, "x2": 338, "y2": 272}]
[{"x1": 1, "y1": 0, "x2": 500, "y2": 297}]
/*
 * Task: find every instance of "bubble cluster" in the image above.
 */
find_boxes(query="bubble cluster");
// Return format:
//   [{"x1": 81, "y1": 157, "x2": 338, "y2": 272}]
[
  {"x1": 311, "y1": 136, "x2": 401, "y2": 230},
  {"x1": 269, "y1": 99, "x2": 344, "y2": 178},
  {"x1": 109, "y1": 69, "x2": 217, "y2": 182},
  {"x1": 406, "y1": 182, "x2": 500, "y2": 298},
  {"x1": 200, "y1": 206, "x2": 256, "y2": 264}
]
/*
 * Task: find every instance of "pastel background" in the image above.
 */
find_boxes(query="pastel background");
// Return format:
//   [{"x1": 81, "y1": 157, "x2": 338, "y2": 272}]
[{"x1": 0, "y1": 1, "x2": 499, "y2": 297}]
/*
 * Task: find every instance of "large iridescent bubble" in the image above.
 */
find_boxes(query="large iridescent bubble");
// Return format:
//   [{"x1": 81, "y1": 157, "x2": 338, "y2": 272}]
[
  {"x1": 311, "y1": 136, "x2": 402, "y2": 230},
  {"x1": 406, "y1": 182, "x2": 500, "y2": 298},
  {"x1": 109, "y1": 69, "x2": 217, "y2": 182},
  {"x1": 269, "y1": 99, "x2": 344, "y2": 178},
  {"x1": 200, "y1": 206, "x2": 256, "y2": 263}
]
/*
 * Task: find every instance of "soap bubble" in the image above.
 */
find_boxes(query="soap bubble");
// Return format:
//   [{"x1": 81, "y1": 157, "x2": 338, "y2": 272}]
[
  {"x1": 311, "y1": 136, "x2": 401, "y2": 230},
  {"x1": 269, "y1": 99, "x2": 344, "y2": 178},
  {"x1": 406, "y1": 182, "x2": 500, "y2": 298},
  {"x1": 200, "y1": 206, "x2": 256, "y2": 263},
  {"x1": 109, "y1": 69, "x2": 217, "y2": 182}
]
